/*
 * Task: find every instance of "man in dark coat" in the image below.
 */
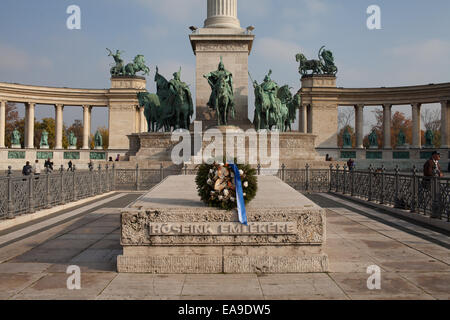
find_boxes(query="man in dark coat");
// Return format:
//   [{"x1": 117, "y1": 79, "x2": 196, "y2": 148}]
[{"x1": 423, "y1": 151, "x2": 443, "y2": 177}]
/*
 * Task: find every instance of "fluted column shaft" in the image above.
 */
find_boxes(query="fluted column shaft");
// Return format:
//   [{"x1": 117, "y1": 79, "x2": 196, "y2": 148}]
[
  {"x1": 55, "y1": 104, "x2": 64, "y2": 149},
  {"x1": 412, "y1": 103, "x2": 422, "y2": 149},
  {"x1": 25, "y1": 103, "x2": 35, "y2": 149},
  {"x1": 82, "y1": 105, "x2": 91, "y2": 149},
  {"x1": 205, "y1": 0, "x2": 240, "y2": 28},
  {"x1": 139, "y1": 106, "x2": 146, "y2": 133},
  {"x1": 0, "y1": 101, "x2": 5, "y2": 148},
  {"x1": 441, "y1": 100, "x2": 449, "y2": 148},
  {"x1": 299, "y1": 105, "x2": 307, "y2": 133},
  {"x1": 355, "y1": 104, "x2": 364, "y2": 149},
  {"x1": 383, "y1": 104, "x2": 392, "y2": 149}
]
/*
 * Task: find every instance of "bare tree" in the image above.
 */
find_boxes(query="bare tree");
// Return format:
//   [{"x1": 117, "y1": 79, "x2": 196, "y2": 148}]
[
  {"x1": 338, "y1": 107, "x2": 355, "y2": 130},
  {"x1": 421, "y1": 108, "x2": 441, "y2": 131}
]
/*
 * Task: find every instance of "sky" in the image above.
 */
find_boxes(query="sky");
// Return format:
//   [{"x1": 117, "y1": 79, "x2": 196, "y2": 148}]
[{"x1": 0, "y1": 0, "x2": 449, "y2": 134}]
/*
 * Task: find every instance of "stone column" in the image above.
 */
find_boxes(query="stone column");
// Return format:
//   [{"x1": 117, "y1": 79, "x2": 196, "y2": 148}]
[
  {"x1": 55, "y1": 104, "x2": 64, "y2": 149},
  {"x1": 25, "y1": 103, "x2": 35, "y2": 149},
  {"x1": 0, "y1": 101, "x2": 5, "y2": 148},
  {"x1": 383, "y1": 104, "x2": 392, "y2": 149},
  {"x1": 139, "y1": 106, "x2": 146, "y2": 133},
  {"x1": 355, "y1": 104, "x2": 364, "y2": 149},
  {"x1": 82, "y1": 105, "x2": 91, "y2": 149},
  {"x1": 441, "y1": 100, "x2": 449, "y2": 148},
  {"x1": 299, "y1": 105, "x2": 307, "y2": 133},
  {"x1": 205, "y1": 0, "x2": 240, "y2": 28},
  {"x1": 411, "y1": 103, "x2": 422, "y2": 149},
  {"x1": 307, "y1": 105, "x2": 313, "y2": 134}
]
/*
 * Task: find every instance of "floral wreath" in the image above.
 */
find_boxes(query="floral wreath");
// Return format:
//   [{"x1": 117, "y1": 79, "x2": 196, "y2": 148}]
[{"x1": 195, "y1": 161, "x2": 258, "y2": 211}]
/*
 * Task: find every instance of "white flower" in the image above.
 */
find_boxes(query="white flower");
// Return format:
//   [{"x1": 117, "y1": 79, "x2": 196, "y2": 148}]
[
  {"x1": 243, "y1": 193, "x2": 247, "y2": 197},
  {"x1": 239, "y1": 170, "x2": 244, "y2": 176},
  {"x1": 219, "y1": 162, "x2": 224, "y2": 166},
  {"x1": 230, "y1": 197, "x2": 236, "y2": 202},
  {"x1": 243, "y1": 181, "x2": 248, "y2": 188},
  {"x1": 207, "y1": 179, "x2": 213, "y2": 185},
  {"x1": 218, "y1": 195, "x2": 224, "y2": 201},
  {"x1": 209, "y1": 169, "x2": 214, "y2": 174},
  {"x1": 223, "y1": 189, "x2": 229, "y2": 197}
]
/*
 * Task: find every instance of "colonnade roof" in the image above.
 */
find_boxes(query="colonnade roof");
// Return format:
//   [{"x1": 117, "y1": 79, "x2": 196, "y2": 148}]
[
  {"x1": 0, "y1": 82, "x2": 110, "y2": 107},
  {"x1": 301, "y1": 82, "x2": 450, "y2": 106}
]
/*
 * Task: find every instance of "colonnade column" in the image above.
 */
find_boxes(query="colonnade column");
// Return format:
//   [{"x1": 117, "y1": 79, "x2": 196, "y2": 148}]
[
  {"x1": 82, "y1": 105, "x2": 91, "y2": 149},
  {"x1": 55, "y1": 104, "x2": 64, "y2": 149},
  {"x1": 307, "y1": 105, "x2": 313, "y2": 134},
  {"x1": 441, "y1": 100, "x2": 449, "y2": 148},
  {"x1": 355, "y1": 104, "x2": 364, "y2": 149},
  {"x1": 299, "y1": 105, "x2": 307, "y2": 133},
  {"x1": 139, "y1": 106, "x2": 146, "y2": 133},
  {"x1": 411, "y1": 103, "x2": 422, "y2": 149},
  {"x1": 25, "y1": 102, "x2": 35, "y2": 149},
  {"x1": 383, "y1": 103, "x2": 392, "y2": 149},
  {"x1": 0, "y1": 101, "x2": 5, "y2": 148}
]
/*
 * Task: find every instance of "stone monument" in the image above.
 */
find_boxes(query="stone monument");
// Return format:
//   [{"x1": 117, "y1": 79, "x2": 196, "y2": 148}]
[
  {"x1": 118, "y1": 175, "x2": 328, "y2": 274},
  {"x1": 189, "y1": 0, "x2": 254, "y2": 127}
]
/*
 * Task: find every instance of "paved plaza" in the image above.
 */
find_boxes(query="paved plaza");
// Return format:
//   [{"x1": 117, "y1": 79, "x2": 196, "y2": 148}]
[{"x1": 0, "y1": 191, "x2": 448, "y2": 300}]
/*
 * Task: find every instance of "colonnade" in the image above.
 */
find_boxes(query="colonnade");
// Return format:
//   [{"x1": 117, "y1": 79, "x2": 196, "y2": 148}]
[
  {"x1": 0, "y1": 102, "x2": 150, "y2": 150},
  {"x1": 333, "y1": 101, "x2": 450, "y2": 149}
]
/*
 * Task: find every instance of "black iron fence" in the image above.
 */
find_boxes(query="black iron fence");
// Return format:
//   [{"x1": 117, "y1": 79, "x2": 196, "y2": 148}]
[
  {"x1": 2, "y1": 162, "x2": 448, "y2": 223},
  {"x1": 0, "y1": 164, "x2": 114, "y2": 219},
  {"x1": 329, "y1": 164, "x2": 450, "y2": 222}
]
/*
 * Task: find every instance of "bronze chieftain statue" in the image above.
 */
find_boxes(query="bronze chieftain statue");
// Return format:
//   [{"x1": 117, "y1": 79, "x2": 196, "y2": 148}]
[
  {"x1": 203, "y1": 57, "x2": 236, "y2": 126},
  {"x1": 296, "y1": 46, "x2": 338, "y2": 76},
  {"x1": 137, "y1": 67, "x2": 193, "y2": 132},
  {"x1": 251, "y1": 70, "x2": 298, "y2": 132}
]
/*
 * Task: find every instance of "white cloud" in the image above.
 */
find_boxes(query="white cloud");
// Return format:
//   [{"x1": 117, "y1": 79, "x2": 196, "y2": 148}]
[
  {"x1": 132, "y1": 0, "x2": 203, "y2": 24},
  {"x1": 142, "y1": 25, "x2": 170, "y2": 41},
  {"x1": 389, "y1": 39, "x2": 450, "y2": 64},
  {"x1": 0, "y1": 44, "x2": 53, "y2": 72},
  {"x1": 384, "y1": 39, "x2": 450, "y2": 84},
  {"x1": 254, "y1": 37, "x2": 305, "y2": 63},
  {"x1": 240, "y1": 0, "x2": 271, "y2": 18}
]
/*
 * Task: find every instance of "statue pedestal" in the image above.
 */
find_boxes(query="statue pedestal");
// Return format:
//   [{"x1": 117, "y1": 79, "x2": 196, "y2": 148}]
[
  {"x1": 189, "y1": 29, "x2": 254, "y2": 123},
  {"x1": 11, "y1": 144, "x2": 21, "y2": 149},
  {"x1": 40, "y1": 146, "x2": 49, "y2": 150},
  {"x1": 95, "y1": 146, "x2": 103, "y2": 150},
  {"x1": 108, "y1": 76, "x2": 147, "y2": 150},
  {"x1": 68, "y1": 146, "x2": 77, "y2": 150}
]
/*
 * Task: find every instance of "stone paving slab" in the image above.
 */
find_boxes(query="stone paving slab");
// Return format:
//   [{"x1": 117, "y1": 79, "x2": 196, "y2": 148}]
[{"x1": 0, "y1": 192, "x2": 448, "y2": 300}]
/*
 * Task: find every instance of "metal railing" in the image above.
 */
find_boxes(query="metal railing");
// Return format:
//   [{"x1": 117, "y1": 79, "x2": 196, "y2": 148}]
[
  {"x1": 2, "y1": 162, "x2": 447, "y2": 223},
  {"x1": 329, "y1": 164, "x2": 450, "y2": 222},
  {"x1": 0, "y1": 164, "x2": 114, "y2": 219}
]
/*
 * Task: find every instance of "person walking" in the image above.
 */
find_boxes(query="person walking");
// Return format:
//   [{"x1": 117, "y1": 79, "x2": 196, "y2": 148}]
[
  {"x1": 347, "y1": 158, "x2": 355, "y2": 171},
  {"x1": 67, "y1": 161, "x2": 73, "y2": 172},
  {"x1": 44, "y1": 158, "x2": 53, "y2": 172},
  {"x1": 33, "y1": 160, "x2": 41, "y2": 177},
  {"x1": 22, "y1": 161, "x2": 32, "y2": 176}
]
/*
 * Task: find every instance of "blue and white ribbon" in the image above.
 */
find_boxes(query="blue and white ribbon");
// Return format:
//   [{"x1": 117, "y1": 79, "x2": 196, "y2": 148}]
[{"x1": 229, "y1": 164, "x2": 248, "y2": 226}]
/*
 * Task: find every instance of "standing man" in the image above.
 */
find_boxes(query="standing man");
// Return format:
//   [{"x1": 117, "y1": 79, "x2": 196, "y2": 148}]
[
  {"x1": 67, "y1": 161, "x2": 73, "y2": 172},
  {"x1": 33, "y1": 160, "x2": 41, "y2": 177},
  {"x1": 22, "y1": 161, "x2": 32, "y2": 176},
  {"x1": 44, "y1": 158, "x2": 53, "y2": 172},
  {"x1": 424, "y1": 151, "x2": 443, "y2": 178}
]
